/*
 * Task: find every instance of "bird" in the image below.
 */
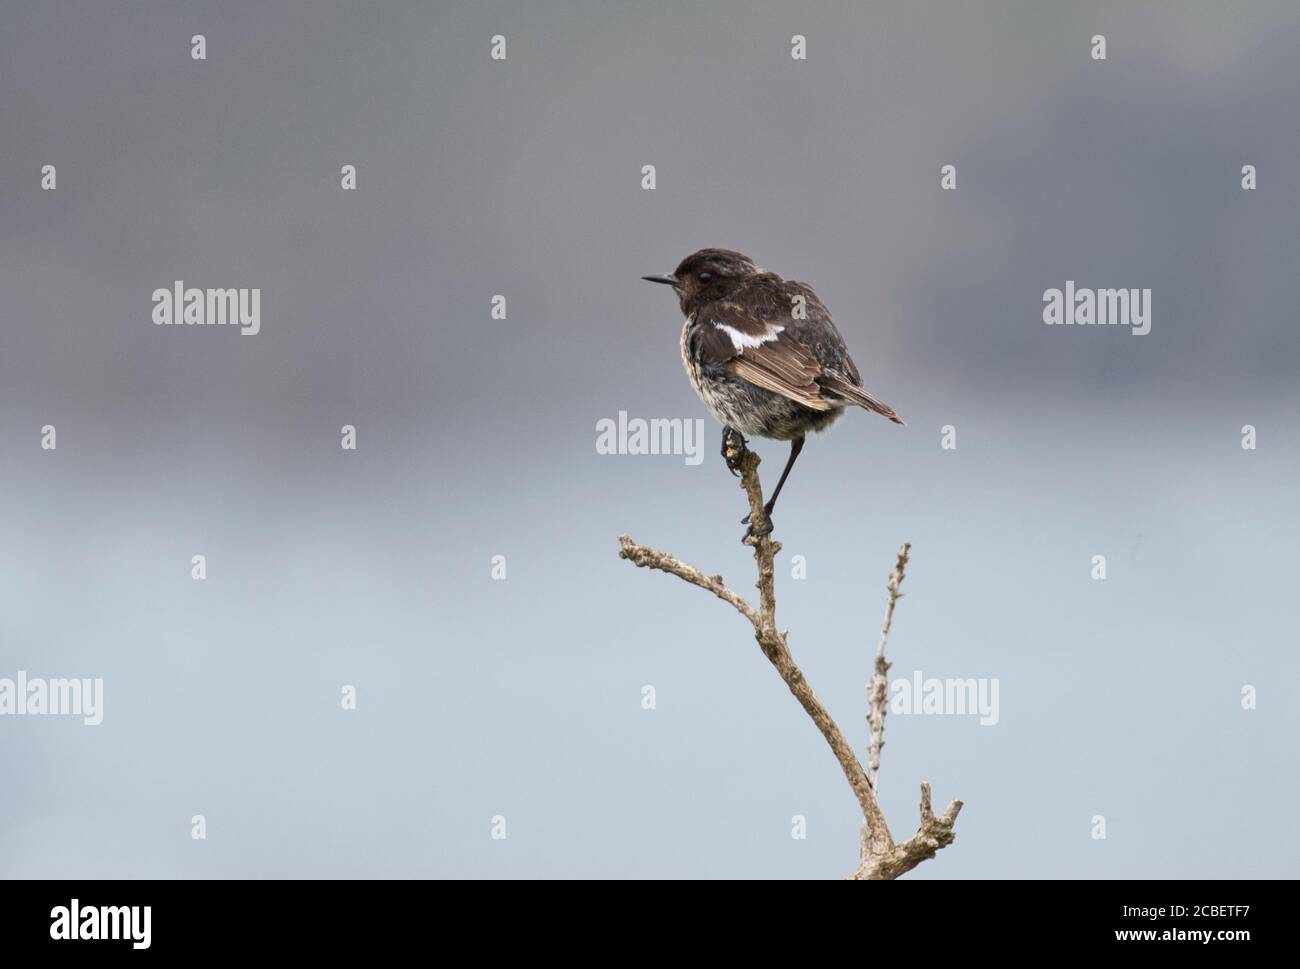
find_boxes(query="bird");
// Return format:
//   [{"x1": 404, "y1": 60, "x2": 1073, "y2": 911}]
[{"x1": 643, "y1": 248, "x2": 903, "y2": 533}]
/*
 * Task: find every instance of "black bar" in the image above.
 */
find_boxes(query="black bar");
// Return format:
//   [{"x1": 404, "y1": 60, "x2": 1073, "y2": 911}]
[{"x1": 0, "y1": 879, "x2": 1279, "y2": 955}]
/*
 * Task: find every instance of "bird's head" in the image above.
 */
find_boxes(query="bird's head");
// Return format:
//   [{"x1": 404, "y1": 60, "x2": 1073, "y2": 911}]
[{"x1": 643, "y1": 249, "x2": 757, "y2": 311}]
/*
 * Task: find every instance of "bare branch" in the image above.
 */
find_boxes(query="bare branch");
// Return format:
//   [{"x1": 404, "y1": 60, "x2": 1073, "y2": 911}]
[
  {"x1": 853, "y1": 784, "x2": 964, "y2": 881},
  {"x1": 728, "y1": 443, "x2": 779, "y2": 634},
  {"x1": 868, "y1": 542, "x2": 911, "y2": 791},
  {"x1": 616, "y1": 435, "x2": 960, "y2": 879},
  {"x1": 618, "y1": 535, "x2": 759, "y2": 626}
]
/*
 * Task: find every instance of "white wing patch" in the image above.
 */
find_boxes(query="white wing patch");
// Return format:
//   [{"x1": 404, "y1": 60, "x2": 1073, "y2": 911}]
[{"x1": 715, "y1": 321, "x2": 784, "y2": 351}]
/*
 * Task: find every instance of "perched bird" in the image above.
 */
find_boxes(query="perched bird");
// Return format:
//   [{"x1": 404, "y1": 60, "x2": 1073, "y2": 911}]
[{"x1": 643, "y1": 248, "x2": 903, "y2": 531}]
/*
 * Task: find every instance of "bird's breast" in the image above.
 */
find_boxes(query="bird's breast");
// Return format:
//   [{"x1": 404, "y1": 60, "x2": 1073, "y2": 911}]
[{"x1": 679, "y1": 314, "x2": 703, "y2": 391}]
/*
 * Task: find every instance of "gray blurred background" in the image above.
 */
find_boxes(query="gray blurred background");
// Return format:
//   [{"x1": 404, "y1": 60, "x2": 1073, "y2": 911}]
[{"x1": 1, "y1": 0, "x2": 1297, "y2": 878}]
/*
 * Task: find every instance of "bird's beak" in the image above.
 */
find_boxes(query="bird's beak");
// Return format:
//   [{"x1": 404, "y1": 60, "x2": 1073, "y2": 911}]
[{"x1": 641, "y1": 274, "x2": 678, "y2": 287}]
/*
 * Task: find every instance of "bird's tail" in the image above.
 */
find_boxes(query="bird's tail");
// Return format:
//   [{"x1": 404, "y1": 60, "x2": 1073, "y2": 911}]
[{"x1": 820, "y1": 376, "x2": 905, "y2": 425}]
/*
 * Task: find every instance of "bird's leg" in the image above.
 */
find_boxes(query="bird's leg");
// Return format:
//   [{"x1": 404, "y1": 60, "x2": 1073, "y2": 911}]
[
  {"x1": 765, "y1": 436, "x2": 805, "y2": 517},
  {"x1": 721, "y1": 426, "x2": 747, "y2": 476},
  {"x1": 742, "y1": 436, "x2": 804, "y2": 533}
]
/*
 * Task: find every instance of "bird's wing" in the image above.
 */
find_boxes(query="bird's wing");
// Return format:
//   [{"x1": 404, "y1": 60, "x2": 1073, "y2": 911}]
[
  {"x1": 695, "y1": 300, "x2": 835, "y2": 412},
  {"x1": 787, "y1": 280, "x2": 861, "y2": 385}
]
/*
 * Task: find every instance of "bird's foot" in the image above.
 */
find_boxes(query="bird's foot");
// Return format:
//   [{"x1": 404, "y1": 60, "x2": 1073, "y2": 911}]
[
  {"x1": 721, "y1": 428, "x2": 748, "y2": 476},
  {"x1": 741, "y1": 502, "x2": 775, "y2": 539}
]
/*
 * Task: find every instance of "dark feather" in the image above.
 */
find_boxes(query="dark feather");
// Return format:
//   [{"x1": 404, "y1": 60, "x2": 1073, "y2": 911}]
[
  {"x1": 695, "y1": 278, "x2": 899, "y2": 420},
  {"x1": 818, "y1": 375, "x2": 905, "y2": 424}
]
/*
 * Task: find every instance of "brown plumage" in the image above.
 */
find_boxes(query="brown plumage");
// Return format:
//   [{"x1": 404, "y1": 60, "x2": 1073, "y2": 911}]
[{"x1": 644, "y1": 248, "x2": 904, "y2": 532}]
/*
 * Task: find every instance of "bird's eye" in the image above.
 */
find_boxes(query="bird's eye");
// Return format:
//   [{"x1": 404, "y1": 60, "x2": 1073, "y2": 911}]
[{"x1": 697, "y1": 272, "x2": 713, "y2": 283}]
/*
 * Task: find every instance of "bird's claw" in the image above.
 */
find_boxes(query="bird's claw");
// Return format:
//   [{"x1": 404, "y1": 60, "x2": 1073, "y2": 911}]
[
  {"x1": 742, "y1": 504, "x2": 774, "y2": 538},
  {"x1": 721, "y1": 428, "x2": 747, "y2": 476}
]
